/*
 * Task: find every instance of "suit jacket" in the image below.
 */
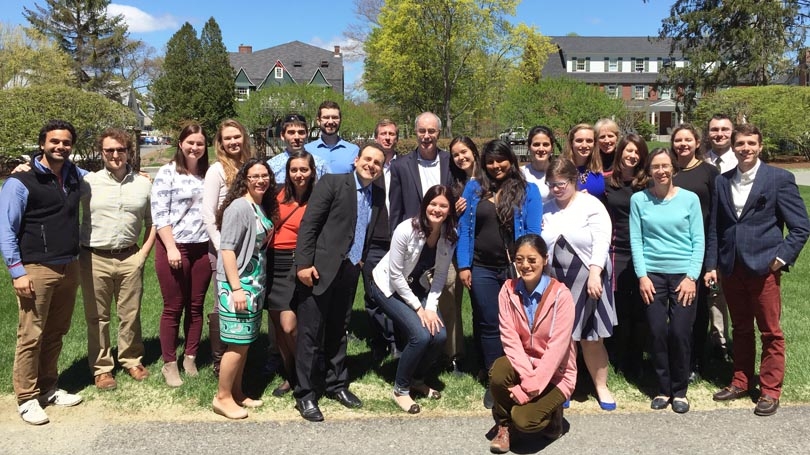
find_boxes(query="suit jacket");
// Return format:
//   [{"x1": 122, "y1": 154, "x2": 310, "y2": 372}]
[
  {"x1": 706, "y1": 162, "x2": 810, "y2": 277},
  {"x1": 388, "y1": 148, "x2": 454, "y2": 232},
  {"x1": 294, "y1": 172, "x2": 385, "y2": 295}
]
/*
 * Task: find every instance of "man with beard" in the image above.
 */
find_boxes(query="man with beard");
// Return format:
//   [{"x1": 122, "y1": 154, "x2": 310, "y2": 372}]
[
  {"x1": 0, "y1": 119, "x2": 85, "y2": 424},
  {"x1": 305, "y1": 101, "x2": 359, "y2": 174}
]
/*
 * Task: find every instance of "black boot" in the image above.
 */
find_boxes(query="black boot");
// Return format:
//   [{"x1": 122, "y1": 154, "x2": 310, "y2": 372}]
[{"x1": 208, "y1": 313, "x2": 226, "y2": 377}]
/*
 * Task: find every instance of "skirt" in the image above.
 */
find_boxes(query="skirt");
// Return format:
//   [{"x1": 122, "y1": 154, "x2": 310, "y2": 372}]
[
  {"x1": 550, "y1": 237, "x2": 617, "y2": 341},
  {"x1": 265, "y1": 249, "x2": 296, "y2": 312}
]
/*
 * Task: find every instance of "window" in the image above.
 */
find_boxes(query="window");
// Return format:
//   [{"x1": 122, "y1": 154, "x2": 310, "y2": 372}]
[
  {"x1": 635, "y1": 59, "x2": 645, "y2": 72},
  {"x1": 236, "y1": 87, "x2": 248, "y2": 101},
  {"x1": 608, "y1": 59, "x2": 618, "y2": 72},
  {"x1": 634, "y1": 85, "x2": 646, "y2": 99},
  {"x1": 274, "y1": 67, "x2": 283, "y2": 79},
  {"x1": 293, "y1": 61, "x2": 302, "y2": 67},
  {"x1": 605, "y1": 85, "x2": 619, "y2": 98},
  {"x1": 575, "y1": 59, "x2": 586, "y2": 72},
  {"x1": 659, "y1": 87, "x2": 672, "y2": 100},
  {"x1": 320, "y1": 60, "x2": 329, "y2": 68}
]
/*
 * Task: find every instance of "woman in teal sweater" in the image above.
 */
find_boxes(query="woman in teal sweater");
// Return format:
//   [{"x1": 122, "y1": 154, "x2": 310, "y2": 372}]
[{"x1": 629, "y1": 148, "x2": 704, "y2": 414}]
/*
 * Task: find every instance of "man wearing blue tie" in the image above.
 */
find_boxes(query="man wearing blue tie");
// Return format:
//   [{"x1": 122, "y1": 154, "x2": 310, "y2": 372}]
[
  {"x1": 293, "y1": 144, "x2": 386, "y2": 422},
  {"x1": 705, "y1": 124, "x2": 810, "y2": 417}
]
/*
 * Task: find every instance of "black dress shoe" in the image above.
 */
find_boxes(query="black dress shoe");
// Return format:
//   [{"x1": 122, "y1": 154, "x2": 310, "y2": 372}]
[
  {"x1": 483, "y1": 387, "x2": 494, "y2": 409},
  {"x1": 327, "y1": 389, "x2": 363, "y2": 409},
  {"x1": 713, "y1": 385, "x2": 749, "y2": 401},
  {"x1": 650, "y1": 396, "x2": 670, "y2": 410},
  {"x1": 671, "y1": 397, "x2": 690, "y2": 414},
  {"x1": 295, "y1": 399, "x2": 324, "y2": 422},
  {"x1": 754, "y1": 395, "x2": 779, "y2": 416}
]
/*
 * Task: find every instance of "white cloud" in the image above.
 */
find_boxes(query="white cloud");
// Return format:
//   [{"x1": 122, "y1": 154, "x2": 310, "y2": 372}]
[{"x1": 107, "y1": 4, "x2": 179, "y2": 33}]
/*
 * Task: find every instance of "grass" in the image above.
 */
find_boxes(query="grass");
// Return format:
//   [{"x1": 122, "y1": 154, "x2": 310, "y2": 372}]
[{"x1": 1, "y1": 187, "x2": 809, "y2": 417}]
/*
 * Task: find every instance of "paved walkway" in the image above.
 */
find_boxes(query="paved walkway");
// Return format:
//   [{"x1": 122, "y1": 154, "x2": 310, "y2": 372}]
[{"x1": 3, "y1": 405, "x2": 810, "y2": 454}]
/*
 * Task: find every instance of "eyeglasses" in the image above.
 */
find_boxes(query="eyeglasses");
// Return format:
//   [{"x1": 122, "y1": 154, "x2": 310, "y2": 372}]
[
  {"x1": 283, "y1": 114, "x2": 306, "y2": 123},
  {"x1": 546, "y1": 181, "x2": 569, "y2": 190},
  {"x1": 247, "y1": 174, "x2": 271, "y2": 182},
  {"x1": 102, "y1": 148, "x2": 128, "y2": 155}
]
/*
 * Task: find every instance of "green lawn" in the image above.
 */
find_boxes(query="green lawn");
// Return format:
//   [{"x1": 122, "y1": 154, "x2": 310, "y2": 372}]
[{"x1": 1, "y1": 187, "x2": 809, "y2": 415}]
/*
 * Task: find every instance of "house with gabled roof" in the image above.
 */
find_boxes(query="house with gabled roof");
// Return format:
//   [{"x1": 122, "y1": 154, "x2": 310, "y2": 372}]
[
  {"x1": 541, "y1": 36, "x2": 687, "y2": 136},
  {"x1": 229, "y1": 40, "x2": 344, "y2": 101}
]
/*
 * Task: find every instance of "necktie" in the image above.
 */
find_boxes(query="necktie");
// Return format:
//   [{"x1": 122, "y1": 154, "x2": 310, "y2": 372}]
[
  {"x1": 348, "y1": 187, "x2": 371, "y2": 265},
  {"x1": 714, "y1": 156, "x2": 722, "y2": 172}
]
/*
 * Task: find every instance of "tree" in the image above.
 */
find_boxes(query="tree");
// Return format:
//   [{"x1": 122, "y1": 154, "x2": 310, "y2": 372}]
[
  {"x1": 0, "y1": 85, "x2": 137, "y2": 159},
  {"x1": 150, "y1": 23, "x2": 203, "y2": 133},
  {"x1": 23, "y1": 0, "x2": 138, "y2": 100},
  {"x1": 693, "y1": 86, "x2": 810, "y2": 160},
  {"x1": 497, "y1": 77, "x2": 626, "y2": 144},
  {"x1": 0, "y1": 23, "x2": 74, "y2": 88},
  {"x1": 363, "y1": 0, "x2": 520, "y2": 136},
  {"x1": 198, "y1": 18, "x2": 236, "y2": 137},
  {"x1": 649, "y1": 0, "x2": 807, "y2": 117}
]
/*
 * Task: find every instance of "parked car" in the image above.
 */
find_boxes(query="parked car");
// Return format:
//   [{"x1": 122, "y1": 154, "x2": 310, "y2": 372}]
[{"x1": 499, "y1": 126, "x2": 527, "y2": 145}]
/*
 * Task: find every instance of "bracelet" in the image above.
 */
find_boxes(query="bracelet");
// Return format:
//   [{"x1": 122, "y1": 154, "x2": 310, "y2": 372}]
[{"x1": 232, "y1": 287, "x2": 243, "y2": 291}]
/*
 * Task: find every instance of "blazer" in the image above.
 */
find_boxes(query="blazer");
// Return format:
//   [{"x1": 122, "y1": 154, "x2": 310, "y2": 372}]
[
  {"x1": 294, "y1": 172, "x2": 385, "y2": 295},
  {"x1": 372, "y1": 219, "x2": 456, "y2": 312},
  {"x1": 388, "y1": 148, "x2": 454, "y2": 232},
  {"x1": 498, "y1": 277, "x2": 577, "y2": 404},
  {"x1": 706, "y1": 162, "x2": 810, "y2": 277}
]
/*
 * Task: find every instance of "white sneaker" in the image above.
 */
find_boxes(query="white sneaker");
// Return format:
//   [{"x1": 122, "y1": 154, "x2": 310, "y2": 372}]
[
  {"x1": 18, "y1": 399, "x2": 49, "y2": 425},
  {"x1": 38, "y1": 388, "x2": 83, "y2": 407}
]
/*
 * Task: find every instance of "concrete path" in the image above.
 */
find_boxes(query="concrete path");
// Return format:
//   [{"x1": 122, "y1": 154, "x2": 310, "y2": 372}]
[
  {"x1": 4, "y1": 405, "x2": 810, "y2": 455},
  {"x1": 790, "y1": 168, "x2": 810, "y2": 186}
]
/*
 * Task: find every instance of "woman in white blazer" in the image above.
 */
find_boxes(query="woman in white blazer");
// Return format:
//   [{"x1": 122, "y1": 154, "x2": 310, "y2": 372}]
[{"x1": 370, "y1": 185, "x2": 458, "y2": 414}]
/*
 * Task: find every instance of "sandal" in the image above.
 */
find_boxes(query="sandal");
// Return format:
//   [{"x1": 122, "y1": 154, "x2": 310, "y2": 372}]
[
  {"x1": 393, "y1": 392, "x2": 420, "y2": 414},
  {"x1": 411, "y1": 382, "x2": 441, "y2": 400}
]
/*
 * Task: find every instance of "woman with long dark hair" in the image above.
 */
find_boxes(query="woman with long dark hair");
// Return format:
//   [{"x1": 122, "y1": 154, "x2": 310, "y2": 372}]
[
  {"x1": 521, "y1": 125, "x2": 557, "y2": 204},
  {"x1": 604, "y1": 134, "x2": 649, "y2": 378},
  {"x1": 265, "y1": 150, "x2": 317, "y2": 397},
  {"x1": 457, "y1": 139, "x2": 543, "y2": 408},
  {"x1": 212, "y1": 158, "x2": 277, "y2": 419},
  {"x1": 151, "y1": 122, "x2": 212, "y2": 387},
  {"x1": 370, "y1": 184, "x2": 457, "y2": 414}
]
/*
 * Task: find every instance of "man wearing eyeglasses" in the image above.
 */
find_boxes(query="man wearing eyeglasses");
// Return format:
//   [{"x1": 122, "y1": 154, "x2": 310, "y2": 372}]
[
  {"x1": 79, "y1": 128, "x2": 156, "y2": 392},
  {"x1": 305, "y1": 101, "x2": 359, "y2": 174},
  {"x1": 0, "y1": 120, "x2": 86, "y2": 424},
  {"x1": 268, "y1": 113, "x2": 330, "y2": 183}
]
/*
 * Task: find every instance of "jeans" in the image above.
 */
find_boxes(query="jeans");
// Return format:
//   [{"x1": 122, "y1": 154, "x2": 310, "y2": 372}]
[
  {"x1": 469, "y1": 265, "x2": 507, "y2": 371},
  {"x1": 369, "y1": 280, "x2": 447, "y2": 392}
]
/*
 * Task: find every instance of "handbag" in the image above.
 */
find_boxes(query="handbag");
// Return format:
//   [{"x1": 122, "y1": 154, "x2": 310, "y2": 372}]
[{"x1": 418, "y1": 267, "x2": 435, "y2": 291}]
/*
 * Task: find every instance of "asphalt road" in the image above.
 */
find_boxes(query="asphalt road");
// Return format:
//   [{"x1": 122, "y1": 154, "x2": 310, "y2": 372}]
[{"x1": 4, "y1": 405, "x2": 810, "y2": 455}]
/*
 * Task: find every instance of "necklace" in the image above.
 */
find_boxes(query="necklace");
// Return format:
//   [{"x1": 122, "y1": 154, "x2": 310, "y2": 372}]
[{"x1": 579, "y1": 170, "x2": 589, "y2": 185}]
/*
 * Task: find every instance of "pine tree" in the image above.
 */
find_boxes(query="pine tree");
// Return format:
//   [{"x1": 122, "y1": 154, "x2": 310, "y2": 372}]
[
  {"x1": 151, "y1": 23, "x2": 203, "y2": 132},
  {"x1": 199, "y1": 18, "x2": 236, "y2": 137},
  {"x1": 23, "y1": 0, "x2": 132, "y2": 100}
]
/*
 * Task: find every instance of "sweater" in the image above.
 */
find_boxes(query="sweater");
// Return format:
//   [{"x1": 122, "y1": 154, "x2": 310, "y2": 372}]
[
  {"x1": 216, "y1": 198, "x2": 269, "y2": 281},
  {"x1": 498, "y1": 277, "x2": 577, "y2": 404}
]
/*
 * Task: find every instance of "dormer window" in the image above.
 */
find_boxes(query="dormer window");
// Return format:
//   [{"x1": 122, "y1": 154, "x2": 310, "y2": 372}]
[
  {"x1": 320, "y1": 61, "x2": 329, "y2": 68},
  {"x1": 275, "y1": 67, "x2": 283, "y2": 79},
  {"x1": 293, "y1": 61, "x2": 302, "y2": 67}
]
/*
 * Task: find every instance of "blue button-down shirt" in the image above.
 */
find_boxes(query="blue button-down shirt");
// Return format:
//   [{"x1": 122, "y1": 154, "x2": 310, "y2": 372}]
[
  {"x1": 515, "y1": 275, "x2": 551, "y2": 329},
  {"x1": 305, "y1": 137, "x2": 360, "y2": 174}
]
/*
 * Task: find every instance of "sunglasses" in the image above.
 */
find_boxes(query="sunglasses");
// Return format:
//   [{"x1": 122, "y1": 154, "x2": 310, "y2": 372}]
[{"x1": 283, "y1": 114, "x2": 306, "y2": 123}]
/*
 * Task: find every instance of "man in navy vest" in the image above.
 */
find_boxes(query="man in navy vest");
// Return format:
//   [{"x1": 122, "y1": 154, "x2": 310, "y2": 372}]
[{"x1": 0, "y1": 119, "x2": 85, "y2": 425}]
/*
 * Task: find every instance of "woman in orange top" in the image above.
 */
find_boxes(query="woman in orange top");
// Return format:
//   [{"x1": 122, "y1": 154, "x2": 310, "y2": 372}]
[{"x1": 265, "y1": 150, "x2": 317, "y2": 396}]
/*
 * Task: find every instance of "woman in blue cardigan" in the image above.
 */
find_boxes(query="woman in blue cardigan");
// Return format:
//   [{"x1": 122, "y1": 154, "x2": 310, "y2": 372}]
[{"x1": 457, "y1": 139, "x2": 542, "y2": 408}]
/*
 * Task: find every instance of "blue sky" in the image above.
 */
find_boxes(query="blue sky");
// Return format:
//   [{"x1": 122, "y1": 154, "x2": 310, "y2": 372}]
[{"x1": 1, "y1": 0, "x2": 673, "y2": 96}]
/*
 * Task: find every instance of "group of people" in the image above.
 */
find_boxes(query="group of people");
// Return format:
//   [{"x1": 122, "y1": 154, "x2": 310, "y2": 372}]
[{"x1": 1, "y1": 108, "x2": 808, "y2": 455}]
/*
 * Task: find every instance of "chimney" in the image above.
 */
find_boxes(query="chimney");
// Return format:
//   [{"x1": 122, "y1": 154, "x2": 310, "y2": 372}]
[
  {"x1": 238, "y1": 44, "x2": 252, "y2": 54},
  {"x1": 334, "y1": 45, "x2": 341, "y2": 57}
]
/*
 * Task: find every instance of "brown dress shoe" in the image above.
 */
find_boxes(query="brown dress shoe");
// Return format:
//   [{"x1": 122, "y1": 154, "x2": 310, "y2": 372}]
[
  {"x1": 94, "y1": 373, "x2": 117, "y2": 391},
  {"x1": 127, "y1": 365, "x2": 150, "y2": 381},
  {"x1": 541, "y1": 405, "x2": 564, "y2": 440},
  {"x1": 489, "y1": 425, "x2": 510, "y2": 454},
  {"x1": 754, "y1": 395, "x2": 779, "y2": 416},
  {"x1": 712, "y1": 385, "x2": 748, "y2": 401}
]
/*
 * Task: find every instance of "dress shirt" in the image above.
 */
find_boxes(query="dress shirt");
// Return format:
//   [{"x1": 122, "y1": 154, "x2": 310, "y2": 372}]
[
  {"x1": 705, "y1": 148, "x2": 738, "y2": 174},
  {"x1": 348, "y1": 173, "x2": 372, "y2": 264},
  {"x1": 416, "y1": 152, "x2": 441, "y2": 197},
  {"x1": 305, "y1": 137, "x2": 360, "y2": 174},
  {"x1": 731, "y1": 159, "x2": 761, "y2": 218},
  {"x1": 81, "y1": 167, "x2": 152, "y2": 249},
  {"x1": 515, "y1": 275, "x2": 551, "y2": 330}
]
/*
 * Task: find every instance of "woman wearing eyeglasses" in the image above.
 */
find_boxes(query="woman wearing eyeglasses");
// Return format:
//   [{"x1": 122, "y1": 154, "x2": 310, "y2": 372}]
[
  {"x1": 212, "y1": 158, "x2": 278, "y2": 419},
  {"x1": 630, "y1": 148, "x2": 704, "y2": 414},
  {"x1": 541, "y1": 158, "x2": 616, "y2": 411}
]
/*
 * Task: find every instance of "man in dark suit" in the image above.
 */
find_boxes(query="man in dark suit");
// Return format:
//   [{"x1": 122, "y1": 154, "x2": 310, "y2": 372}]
[
  {"x1": 293, "y1": 144, "x2": 386, "y2": 422},
  {"x1": 705, "y1": 123, "x2": 810, "y2": 417},
  {"x1": 387, "y1": 112, "x2": 464, "y2": 373}
]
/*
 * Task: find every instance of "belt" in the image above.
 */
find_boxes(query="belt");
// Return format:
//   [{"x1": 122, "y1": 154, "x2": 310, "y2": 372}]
[{"x1": 82, "y1": 245, "x2": 138, "y2": 255}]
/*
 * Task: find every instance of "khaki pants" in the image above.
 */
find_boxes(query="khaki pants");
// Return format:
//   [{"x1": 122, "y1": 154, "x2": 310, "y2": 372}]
[
  {"x1": 438, "y1": 263, "x2": 465, "y2": 359},
  {"x1": 80, "y1": 248, "x2": 146, "y2": 376},
  {"x1": 13, "y1": 261, "x2": 79, "y2": 403}
]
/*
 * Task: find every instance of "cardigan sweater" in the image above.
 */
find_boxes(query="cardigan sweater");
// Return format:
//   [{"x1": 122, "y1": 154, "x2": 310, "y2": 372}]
[
  {"x1": 498, "y1": 277, "x2": 577, "y2": 404},
  {"x1": 216, "y1": 197, "x2": 270, "y2": 281}
]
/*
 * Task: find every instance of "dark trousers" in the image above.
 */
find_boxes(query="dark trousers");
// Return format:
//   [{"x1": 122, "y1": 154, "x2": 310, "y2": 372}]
[
  {"x1": 690, "y1": 268, "x2": 710, "y2": 372},
  {"x1": 362, "y1": 241, "x2": 397, "y2": 351},
  {"x1": 469, "y1": 265, "x2": 507, "y2": 371},
  {"x1": 607, "y1": 252, "x2": 646, "y2": 376},
  {"x1": 490, "y1": 356, "x2": 566, "y2": 433},
  {"x1": 723, "y1": 263, "x2": 785, "y2": 399},
  {"x1": 294, "y1": 260, "x2": 361, "y2": 402},
  {"x1": 645, "y1": 273, "x2": 697, "y2": 398}
]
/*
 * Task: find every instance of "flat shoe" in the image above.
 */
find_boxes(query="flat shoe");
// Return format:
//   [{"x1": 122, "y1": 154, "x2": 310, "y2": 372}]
[
  {"x1": 651, "y1": 396, "x2": 670, "y2": 410},
  {"x1": 393, "y1": 392, "x2": 420, "y2": 414},
  {"x1": 411, "y1": 382, "x2": 441, "y2": 400},
  {"x1": 672, "y1": 397, "x2": 690, "y2": 414},
  {"x1": 272, "y1": 380, "x2": 292, "y2": 397},
  {"x1": 212, "y1": 398, "x2": 248, "y2": 419},
  {"x1": 598, "y1": 399, "x2": 616, "y2": 411},
  {"x1": 238, "y1": 398, "x2": 264, "y2": 408}
]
